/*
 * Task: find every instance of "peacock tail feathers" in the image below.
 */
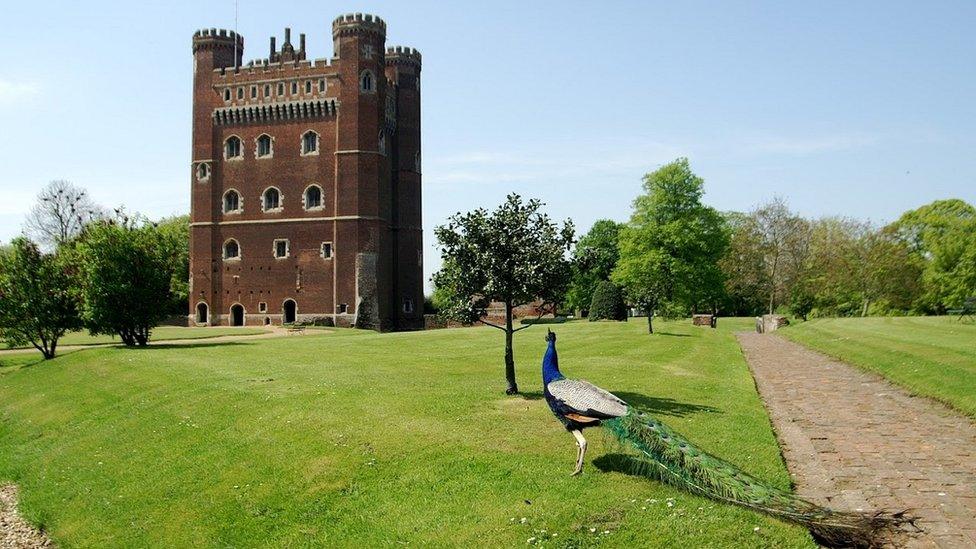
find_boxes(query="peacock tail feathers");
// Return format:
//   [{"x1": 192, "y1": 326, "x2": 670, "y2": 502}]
[{"x1": 603, "y1": 410, "x2": 916, "y2": 548}]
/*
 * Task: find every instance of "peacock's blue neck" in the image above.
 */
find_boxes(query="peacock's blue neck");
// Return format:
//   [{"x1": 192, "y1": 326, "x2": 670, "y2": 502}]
[{"x1": 542, "y1": 339, "x2": 564, "y2": 385}]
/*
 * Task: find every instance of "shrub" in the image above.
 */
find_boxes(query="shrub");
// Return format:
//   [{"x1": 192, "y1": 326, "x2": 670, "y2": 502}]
[{"x1": 588, "y1": 281, "x2": 627, "y2": 321}]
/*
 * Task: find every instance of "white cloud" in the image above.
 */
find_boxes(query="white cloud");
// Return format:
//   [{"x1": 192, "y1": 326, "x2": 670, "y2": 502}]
[{"x1": 0, "y1": 80, "x2": 40, "y2": 105}]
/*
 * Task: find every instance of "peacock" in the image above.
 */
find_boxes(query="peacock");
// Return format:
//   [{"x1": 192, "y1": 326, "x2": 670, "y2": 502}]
[{"x1": 541, "y1": 330, "x2": 915, "y2": 548}]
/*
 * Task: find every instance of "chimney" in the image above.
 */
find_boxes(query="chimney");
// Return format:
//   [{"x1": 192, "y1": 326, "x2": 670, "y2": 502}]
[
  {"x1": 284, "y1": 27, "x2": 291, "y2": 46},
  {"x1": 299, "y1": 33, "x2": 306, "y2": 55},
  {"x1": 270, "y1": 36, "x2": 276, "y2": 57}
]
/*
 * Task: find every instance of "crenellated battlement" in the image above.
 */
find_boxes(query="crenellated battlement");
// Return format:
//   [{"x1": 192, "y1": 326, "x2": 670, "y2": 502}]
[
  {"x1": 385, "y1": 46, "x2": 421, "y2": 67},
  {"x1": 332, "y1": 13, "x2": 386, "y2": 38},
  {"x1": 192, "y1": 28, "x2": 244, "y2": 52}
]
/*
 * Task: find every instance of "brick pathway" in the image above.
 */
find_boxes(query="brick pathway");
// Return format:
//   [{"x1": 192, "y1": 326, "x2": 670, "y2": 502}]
[{"x1": 737, "y1": 332, "x2": 976, "y2": 548}]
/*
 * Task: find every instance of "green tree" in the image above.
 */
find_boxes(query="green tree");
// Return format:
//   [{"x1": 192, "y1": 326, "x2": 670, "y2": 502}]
[
  {"x1": 753, "y1": 198, "x2": 810, "y2": 314},
  {"x1": 156, "y1": 214, "x2": 190, "y2": 316},
  {"x1": 890, "y1": 199, "x2": 976, "y2": 312},
  {"x1": 588, "y1": 280, "x2": 627, "y2": 321},
  {"x1": 73, "y1": 217, "x2": 174, "y2": 346},
  {"x1": 612, "y1": 158, "x2": 729, "y2": 333},
  {"x1": 565, "y1": 219, "x2": 622, "y2": 316},
  {"x1": 718, "y1": 211, "x2": 766, "y2": 316},
  {"x1": 0, "y1": 238, "x2": 81, "y2": 358},
  {"x1": 433, "y1": 194, "x2": 574, "y2": 394}
]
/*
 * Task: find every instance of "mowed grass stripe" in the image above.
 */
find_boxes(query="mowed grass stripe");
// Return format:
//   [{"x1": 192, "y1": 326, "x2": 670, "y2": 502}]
[
  {"x1": 0, "y1": 320, "x2": 813, "y2": 547},
  {"x1": 780, "y1": 317, "x2": 976, "y2": 417}
]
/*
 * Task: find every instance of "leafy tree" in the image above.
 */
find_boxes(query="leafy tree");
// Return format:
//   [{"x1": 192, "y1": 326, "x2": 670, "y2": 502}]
[
  {"x1": 890, "y1": 199, "x2": 976, "y2": 312},
  {"x1": 433, "y1": 194, "x2": 574, "y2": 394},
  {"x1": 788, "y1": 285, "x2": 815, "y2": 321},
  {"x1": 23, "y1": 180, "x2": 106, "y2": 251},
  {"x1": 612, "y1": 158, "x2": 729, "y2": 333},
  {"x1": 72, "y1": 216, "x2": 174, "y2": 346},
  {"x1": 588, "y1": 280, "x2": 627, "y2": 321},
  {"x1": 565, "y1": 220, "x2": 622, "y2": 316},
  {"x1": 718, "y1": 212, "x2": 766, "y2": 315},
  {"x1": 156, "y1": 215, "x2": 190, "y2": 316},
  {"x1": 0, "y1": 238, "x2": 81, "y2": 358}
]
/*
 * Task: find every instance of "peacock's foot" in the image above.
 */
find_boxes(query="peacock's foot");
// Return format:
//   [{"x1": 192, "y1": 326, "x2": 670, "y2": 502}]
[{"x1": 571, "y1": 467, "x2": 583, "y2": 477}]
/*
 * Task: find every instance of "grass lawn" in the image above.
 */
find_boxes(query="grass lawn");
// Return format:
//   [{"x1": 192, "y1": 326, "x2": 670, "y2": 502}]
[
  {"x1": 780, "y1": 316, "x2": 976, "y2": 417},
  {"x1": 2, "y1": 326, "x2": 270, "y2": 351},
  {"x1": 0, "y1": 319, "x2": 813, "y2": 547}
]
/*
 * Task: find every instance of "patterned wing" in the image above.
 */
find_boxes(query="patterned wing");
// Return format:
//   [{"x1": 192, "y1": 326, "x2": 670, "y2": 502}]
[{"x1": 547, "y1": 379, "x2": 629, "y2": 419}]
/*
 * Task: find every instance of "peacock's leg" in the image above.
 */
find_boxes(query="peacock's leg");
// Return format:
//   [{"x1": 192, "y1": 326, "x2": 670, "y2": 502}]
[{"x1": 571, "y1": 429, "x2": 587, "y2": 476}]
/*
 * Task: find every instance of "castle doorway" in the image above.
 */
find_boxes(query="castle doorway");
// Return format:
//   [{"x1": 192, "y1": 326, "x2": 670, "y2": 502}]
[
  {"x1": 230, "y1": 304, "x2": 245, "y2": 326},
  {"x1": 283, "y1": 299, "x2": 297, "y2": 324},
  {"x1": 196, "y1": 302, "x2": 209, "y2": 324}
]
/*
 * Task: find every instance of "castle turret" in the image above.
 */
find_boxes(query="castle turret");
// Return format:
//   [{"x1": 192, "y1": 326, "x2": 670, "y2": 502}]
[{"x1": 385, "y1": 46, "x2": 423, "y2": 329}]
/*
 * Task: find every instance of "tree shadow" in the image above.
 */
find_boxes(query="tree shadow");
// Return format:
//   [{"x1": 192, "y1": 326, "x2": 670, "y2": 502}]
[
  {"x1": 611, "y1": 391, "x2": 720, "y2": 417},
  {"x1": 654, "y1": 331, "x2": 692, "y2": 337},
  {"x1": 129, "y1": 341, "x2": 254, "y2": 351}
]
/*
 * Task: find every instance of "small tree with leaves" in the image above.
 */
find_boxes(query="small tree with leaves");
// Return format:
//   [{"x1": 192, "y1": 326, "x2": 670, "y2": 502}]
[
  {"x1": 72, "y1": 214, "x2": 174, "y2": 346},
  {"x1": 433, "y1": 194, "x2": 574, "y2": 394},
  {"x1": 0, "y1": 238, "x2": 81, "y2": 359},
  {"x1": 565, "y1": 219, "x2": 622, "y2": 316},
  {"x1": 588, "y1": 280, "x2": 627, "y2": 321}
]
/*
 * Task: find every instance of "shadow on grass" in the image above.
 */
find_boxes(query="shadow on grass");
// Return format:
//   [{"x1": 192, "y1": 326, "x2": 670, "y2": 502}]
[
  {"x1": 127, "y1": 341, "x2": 254, "y2": 351},
  {"x1": 654, "y1": 331, "x2": 692, "y2": 337},
  {"x1": 516, "y1": 390, "x2": 545, "y2": 401},
  {"x1": 614, "y1": 392, "x2": 720, "y2": 417},
  {"x1": 592, "y1": 453, "x2": 648, "y2": 476}
]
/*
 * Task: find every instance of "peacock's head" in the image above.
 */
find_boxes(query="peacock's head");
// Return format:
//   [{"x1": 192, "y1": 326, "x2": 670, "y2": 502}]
[{"x1": 546, "y1": 329, "x2": 556, "y2": 343}]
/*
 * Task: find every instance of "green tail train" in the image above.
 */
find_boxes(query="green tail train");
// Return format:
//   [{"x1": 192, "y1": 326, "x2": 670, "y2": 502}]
[{"x1": 603, "y1": 411, "x2": 916, "y2": 548}]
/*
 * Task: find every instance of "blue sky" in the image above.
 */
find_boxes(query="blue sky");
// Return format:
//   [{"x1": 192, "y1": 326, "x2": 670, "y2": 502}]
[{"x1": 1, "y1": 1, "x2": 973, "y2": 287}]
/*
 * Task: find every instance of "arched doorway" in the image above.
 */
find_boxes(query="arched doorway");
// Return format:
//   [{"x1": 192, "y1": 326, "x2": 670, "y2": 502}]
[
  {"x1": 195, "y1": 302, "x2": 209, "y2": 324},
  {"x1": 283, "y1": 299, "x2": 297, "y2": 324},
  {"x1": 230, "y1": 304, "x2": 245, "y2": 326}
]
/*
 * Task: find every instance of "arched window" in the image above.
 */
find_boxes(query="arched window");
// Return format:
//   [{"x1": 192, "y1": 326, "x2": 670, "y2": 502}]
[
  {"x1": 262, "y1": 187, "x2": 281, "y2": 211},
  {"x1": 378, "y1": 131, "x2": 386, "y2": 156},
  {"x1": 225, "y1": 136, "x2": 242, "y2": 159},
  {"x1": 256, "y1": 134, "x2": 273, "y2": 158},
  {"x1": 195, "y1": 302, "x2": 209, "y2": 324},
  {"x1": 301, "y1": 131, "x2": 319, "y2": 155},
  {"x1": 304, "y1": 185, "x2": 323, "y2": 210},
  {"x1": 360, "y1": 70, "x2": 374, "y2": 93},
  {"x1": 223, "y1": 189, "x2": 241, "y2": 213},
  {"x1": 196, "y1": 162, "x2": 210, "y2": 181},
  {"x1": 223, "y1": 239, "x2": 241, "y2": 260}
]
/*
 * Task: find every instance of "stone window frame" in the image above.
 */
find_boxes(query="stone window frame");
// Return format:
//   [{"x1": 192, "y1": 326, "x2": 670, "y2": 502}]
[
  {"x1": 272, "y1": 238, "x2": 290, "y2": 259},
  {"x1": 223, "y1": 238, "x2": 242, "y2": 261},
  {"x1": 223, "y1": 88, "x2": 231, "y2": 102},
  {"x1": 261, "y1": 186, "x2": 284, "y2": 213},
  {"x1": 378, "y1": 130, "x2": 386, "y2": 156},
  {"x1": 258, "y1": 302, "x2": 268, "y2": 313},
  {"x1": 304, "y1": 80, "x2": 312, "y2": 94},
  {"x1": 402, "y1": 298, "x2": 414, "y2": 314},
  {"x1": 291, "y1": 81, "x2": 298, "y2": 95},
  {"x1": 195, "y1": 161, "x2": 211, "y2": 182},
  {"x1": 277, "y1": 82, "x2": 285, "y2": 96},
  {"x1": 282, "y1": 298, "x2": 298, "y2": 321},
  {"x1": 318, "y1": 79, "x2": 326, "y2": 93},
  {"x1": 264, "y1": 84, "x2": 271, "y2": 99},
  {"x1": 302, "y1": 184, "x2": 324, "y2": 211},
  {"x1": 255, "y1": 134, "x2": 274, "y2": 159},
  {"x1": 300, "y1": 130, "x2": 320, "y2": 157},
  {"x1": 320, "y1": 241, "x2": 333, "y2": 260},
  {"x1": 250, "y1": 85, "x2": 258, "y2": 99},
  {"x1": 237, "y1": 87, "x2": 244, "y2": 100},
  {"x1": 360, "y1": 69, "x2": 375, "y2": 94},
  {"x1": 222, "y1": 188, "x2": 243, "y2": 214},
  {"x1": 224, "y1": 135, "x2": 244, "y2": 161}
]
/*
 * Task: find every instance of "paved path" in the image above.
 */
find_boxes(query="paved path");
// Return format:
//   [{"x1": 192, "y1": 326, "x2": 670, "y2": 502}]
[
  {"x1": 0, "y1": 484, "x2": 51, "y2": 548},
  {"x1": 737, "y1": 332, "x2": 976, "y2": 548}
]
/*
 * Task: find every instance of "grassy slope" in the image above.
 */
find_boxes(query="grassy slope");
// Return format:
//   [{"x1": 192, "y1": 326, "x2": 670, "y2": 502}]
[
  {"x1": 0, "y1": 320, "x2": 813, "y2": 547},
  {"x1": 3, "y1": 327, "x2": 269, "y2": 350},
  {"x1": 780, "y1": 317, "x2": 976, "y2": 417}
]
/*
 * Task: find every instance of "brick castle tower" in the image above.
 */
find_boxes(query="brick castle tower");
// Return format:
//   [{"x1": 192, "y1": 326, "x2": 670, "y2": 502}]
[{"x1": 189, "y1": 14, "x2": 423, "y2": 330}]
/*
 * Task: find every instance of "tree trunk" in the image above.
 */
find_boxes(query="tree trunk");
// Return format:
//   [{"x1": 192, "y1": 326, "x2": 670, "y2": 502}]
[
  {"x1": 504, "y1": 301, "x2": 518, "y2": 395},
  {"x1": 646, "y1": 312, "x2": 654, "y2": 334},
  {"x1": 861, "y1": 298, "x2": 871, "y2": 317}
]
